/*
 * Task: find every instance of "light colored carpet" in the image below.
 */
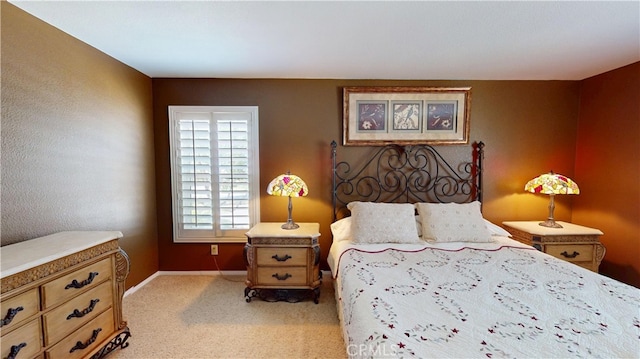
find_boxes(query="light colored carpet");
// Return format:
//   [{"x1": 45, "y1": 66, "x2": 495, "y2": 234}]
[{"x1": 108, "y1": 274, "x2": 347, "y2": 359}]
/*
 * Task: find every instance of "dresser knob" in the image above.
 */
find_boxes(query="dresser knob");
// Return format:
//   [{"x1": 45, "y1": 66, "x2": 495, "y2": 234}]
[
  {"x1": 272, "y1": 273, "x2": 292, "y2": 281},
  {"x1": 560, "y1": 251, "x2": 580, "y2": 258},
  {"x1": 67, "y1": 299, "x2": 100, "y2": 320},
  {"x1": 272, "y1": 254, "x2": 292, "y2": 262},
  {"x1": 70, "y1": 328, "x2": 102, "y2": 353},
  {"x1": 65, "y1": 272, "x2": 99, "y2": 289},
  {"x1": 7, "y1": 342, "x2": 27, "y2": 359},
  {"x1": 1, "y1": 306, "x2": 24, "y2": 327}
]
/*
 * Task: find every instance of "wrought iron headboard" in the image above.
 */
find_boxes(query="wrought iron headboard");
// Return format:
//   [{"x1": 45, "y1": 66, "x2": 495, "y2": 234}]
[{"x1": 331, "y1": 141, "x2": 485, "y2": 221}]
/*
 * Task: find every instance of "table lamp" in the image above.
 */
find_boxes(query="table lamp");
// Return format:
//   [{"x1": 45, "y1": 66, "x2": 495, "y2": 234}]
[
  {"x1": 267, "y1": 172, "x2": 308, "y2": 229},
  {"x1": 525, "y1": 171, "x2": 579, "y2": 228}
]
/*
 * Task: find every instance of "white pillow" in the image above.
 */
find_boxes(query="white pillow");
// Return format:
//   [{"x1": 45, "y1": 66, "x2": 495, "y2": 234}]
[
  {"x1": 332, "y1": 215, "x2": 423, "y2": 242},
  {"x1": 415, "y1": 201, "x2": 492, "y2": 243},
  {"x1": 330, "y1": 217, "x2": 353, "y2": 242},
  {"x1": 484, "y1": 219, "x2": 512, "y2": 237},
  {"x1": 331, "y1": 216, "x2": 422, "y2": 242},
  {"x1": 347, "y1": 202, "x2": 421, "y2": 244}
]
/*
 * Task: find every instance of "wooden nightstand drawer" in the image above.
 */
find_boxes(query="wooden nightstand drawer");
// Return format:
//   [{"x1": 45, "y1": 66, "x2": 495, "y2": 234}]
[
  {"x1": 245, "y1": 223, "x2": 322, "y2": 303},
  {"x1": 0, "y1": 318, "x2": 42, "y2": 359},
  {"x1": 0, "y1": 288, "x2": 40, "y2": 333},
  {"x1": 256, "y1": 267, "x2": 308, "y2": 286},
  {"x1": 256, "y1": 247, "x2": 307, "y2": 266},
  {"x1": 545, "y1": 244, "x2": 593, "y2": 262},
  {"x1": 43, "y1": 280, "x2": 113, "y2": 345},
  {"x1": 503, "y1": 221, "x2": 605, "y2": 273},
  {"x1": 42, "y1": 257, "x2": 112, "y2": 309},
  {"x1": 46, "y1": 308, "x2": 114, "y2": 359}
]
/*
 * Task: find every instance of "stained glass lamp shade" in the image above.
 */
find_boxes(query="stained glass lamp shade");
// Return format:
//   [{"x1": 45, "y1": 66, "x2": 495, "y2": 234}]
[
  {"x1": 524, "y1": 171, "x2": 580, "y2": 228},
  {"x1": 267, "y1": 172, "x2": 308, "y2": 229}
]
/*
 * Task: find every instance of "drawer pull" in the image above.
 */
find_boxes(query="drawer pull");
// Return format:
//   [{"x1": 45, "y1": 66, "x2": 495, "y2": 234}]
[
  {"x1": 561, "y1": 251, "x2": 580, "y2": 258},
  {"x1": 1, "y1": 306, "x2": 24, "y2": 327},
  {"x1": 272, "y1": 273, "x2": 292, "y2": 281},
  {"x1": 272, "y1": 254, "x2": 292, "y2": 262},
  {"x1": 7, "y1": 342, "x2": 27, "y2": 359},
  {"x1": 70, "y1": 328, "x2": 102, "y2": 353},
  {"x1": 67, "y1": 299, "x2": 100, "y2": 320},
  {"x1": 65, "y1": 272, "x2": 99, "y2": 289}
]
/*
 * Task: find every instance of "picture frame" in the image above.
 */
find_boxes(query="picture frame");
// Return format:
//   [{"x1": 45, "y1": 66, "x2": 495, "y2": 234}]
[{"x1": 343, "y1": 87, "x2": 471, "y2": 146}]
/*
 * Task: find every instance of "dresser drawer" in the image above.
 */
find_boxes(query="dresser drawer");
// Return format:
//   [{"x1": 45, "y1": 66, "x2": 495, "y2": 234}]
[
  {"x1": 43, "y1": 280, "x2": 113, "y2": 346},
  {"x1": 257, "y1": 247, "x2": 307, "y2": 266},
  {"x1": 1, "y1": 318, "x2": 42, "y2": 359},
  {"x1": 46, "y1": 308, "x2": 114, "y2": 359},
  {"x1": 257, "y1": 267, "x2": 307, "y2": 286},
  {"x1": 42, "y1": 258, "x2": 112, "y2": 309},
  {"x1": 1, "y1": 288, "x2": 40, "y2": 333},
  {"x1": 545, "y1": 244, "x2": 594, "y2": 262}
]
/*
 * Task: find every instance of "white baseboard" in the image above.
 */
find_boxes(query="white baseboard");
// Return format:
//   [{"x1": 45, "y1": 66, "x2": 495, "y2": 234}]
[
  {"x1": 123, "y1": 270, "x2": 248, "y2": 298},
  {"x1": 159, "y1": 270, "x2": 247, "y2": 276},
  {"x1": 123, "y1": 271, "x2": 161, "y2": 298}
]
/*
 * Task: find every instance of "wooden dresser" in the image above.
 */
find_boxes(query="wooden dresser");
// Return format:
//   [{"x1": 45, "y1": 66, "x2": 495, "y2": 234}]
[
  {"x1": 244, "y1": 223, "x2": 321, "y2": 303},
  {"x1": 1, "y1": 231, "x2": 130, "y2": 359},
  {"x1": 502, "y1": 221, "x2": 605, "y2": 273}
]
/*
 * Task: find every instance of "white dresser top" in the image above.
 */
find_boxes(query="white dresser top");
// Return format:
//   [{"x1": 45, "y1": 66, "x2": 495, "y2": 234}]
[
  {"x1": 502, "y1": 221, "x2": 603, "y2": 236},
  {"x1": 246, "y1": 222, "x2": 320, "y2": 238},
  {"x1": 1, "y1": 231, "x2": 123, "y2": 278}
]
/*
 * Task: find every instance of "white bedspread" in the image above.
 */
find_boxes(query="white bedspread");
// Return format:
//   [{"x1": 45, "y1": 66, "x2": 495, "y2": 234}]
[{"x1": 329, "y1": 237, "x2": 640, "y2": 358}]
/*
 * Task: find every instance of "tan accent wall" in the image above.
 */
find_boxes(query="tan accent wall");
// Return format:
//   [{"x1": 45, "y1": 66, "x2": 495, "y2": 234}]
[
  {"x1": 1, "y1": 3, "x2": 159, "y2": 288},
  {"x1": 152, "y1": 79, "x2": 582, "y2": 273},
  {"x1": 573, "y1": 62, "x2": 640, "y2": 287}
]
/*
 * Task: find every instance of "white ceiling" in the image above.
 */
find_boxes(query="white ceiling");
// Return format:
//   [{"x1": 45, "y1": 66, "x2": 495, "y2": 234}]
[{"x1": 9, "y1": 1, "x2": 640, "y2": 80}]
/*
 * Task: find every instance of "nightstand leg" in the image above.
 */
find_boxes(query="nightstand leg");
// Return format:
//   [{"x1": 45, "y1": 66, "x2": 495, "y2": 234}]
[{"x1": 244, "y1": 287, "x2": 255, "y2": 302}]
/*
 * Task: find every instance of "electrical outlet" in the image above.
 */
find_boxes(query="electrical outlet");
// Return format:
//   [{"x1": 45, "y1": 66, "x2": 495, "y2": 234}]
[{"x1": 210, "y1": 245, "x2": 218, "y2": 256}]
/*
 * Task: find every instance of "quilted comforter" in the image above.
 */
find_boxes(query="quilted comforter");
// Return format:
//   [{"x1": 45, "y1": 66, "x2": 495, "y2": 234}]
[{"x1": 328, "y1": 238, "x2": 640, "y2": 358}]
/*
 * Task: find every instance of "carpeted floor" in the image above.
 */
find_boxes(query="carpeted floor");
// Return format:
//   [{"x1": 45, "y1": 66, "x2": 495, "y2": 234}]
[{"x1": 108, "y1": 274, "x2": 347, "y2": 359}]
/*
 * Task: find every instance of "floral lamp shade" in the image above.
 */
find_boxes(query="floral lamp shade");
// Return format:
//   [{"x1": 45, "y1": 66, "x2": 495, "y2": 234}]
[
  {"x1": 524, "y1": 172, "x2": 580, "y2": 195},
  {"x1": 267, "y1": 172, "x2": 308, "y2": 229},
  {"x1": 525, "y1": 171, "x2": 579, "y2": 228},
  {"x1": 267, "y1": 173, "x2": 308, "y2": 198}
]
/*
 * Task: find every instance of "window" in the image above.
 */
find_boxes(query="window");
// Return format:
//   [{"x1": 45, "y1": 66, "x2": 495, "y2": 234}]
[{"x1": 168, "y1": 106, "x2": 259, "y2": 242}]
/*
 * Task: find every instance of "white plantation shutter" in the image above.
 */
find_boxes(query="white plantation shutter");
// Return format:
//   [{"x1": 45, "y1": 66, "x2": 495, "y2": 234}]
[
  {"x1": 216, "y1": 115, "x2": 251, "y2": 230},
  {"x1": 169, "y1": 106, "x2": 259, "y2": 242},
  {"x1": 179, "y1": 118, "x2": 214, "y2": 230}
]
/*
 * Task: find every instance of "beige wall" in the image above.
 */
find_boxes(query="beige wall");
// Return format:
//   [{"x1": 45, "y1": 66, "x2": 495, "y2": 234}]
[
  {"x1": 573, "y1": 62, "x2": 640, "y2": 286},
  {"x1": 1, "y1": 3, "x2": 159, "y2": 288}
]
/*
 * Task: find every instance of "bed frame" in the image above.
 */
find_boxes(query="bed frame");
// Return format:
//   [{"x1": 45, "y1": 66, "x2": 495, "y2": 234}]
[{"x1": 331, "y1": 140, "x2": 484, "y2": 221}]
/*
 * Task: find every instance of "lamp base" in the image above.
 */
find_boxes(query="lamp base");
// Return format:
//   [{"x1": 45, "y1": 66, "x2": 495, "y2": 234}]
[
  {"x1": 539, "y1": 219, "x2": 563, "y2": 228},
  {"x1": 281, "y1": 220, "x2": 300, "y2": 230}
]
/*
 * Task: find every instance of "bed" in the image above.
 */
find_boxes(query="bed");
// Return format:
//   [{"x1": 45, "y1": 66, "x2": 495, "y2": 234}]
[{"x1": 328, "y1": 141, "x2": 639, "y2": 358}]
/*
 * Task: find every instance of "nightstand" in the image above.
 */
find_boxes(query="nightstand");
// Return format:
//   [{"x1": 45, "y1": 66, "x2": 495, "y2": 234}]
[
  {"x1": 244, "y1": 223, "x2": 322, "y2": 303},
  {"x1": 502, "y1": 221, "x2": 605, "y2": 273}
]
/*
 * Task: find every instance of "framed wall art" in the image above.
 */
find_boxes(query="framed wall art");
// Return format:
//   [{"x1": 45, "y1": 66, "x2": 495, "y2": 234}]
[{"x1": 343, "y1": 87, "x2": 471, "y2": 146}]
